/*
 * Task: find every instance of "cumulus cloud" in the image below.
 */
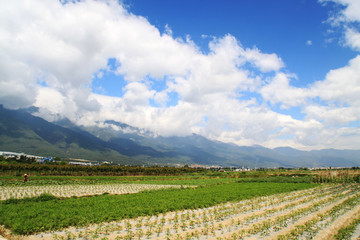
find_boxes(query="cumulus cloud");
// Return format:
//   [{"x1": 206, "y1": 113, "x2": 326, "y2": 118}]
[
  {"x1": 260, "y1": 73, "x2": 310, "y2": 109},
  {"x1": 323, "y1": 0, "x2": 360, "y2": 23},
  {"x1": 0, "y1": 0, "x2": 359, "y2": 150},
  {"x1": 321, "y1": 0, "x2": 360, "y2": 51},
  {"x1": 345, "y1": 27, "x2": 360, "y2": 51},
  {"x1": 311, "y1": 55, "x2": 360, "y2": 105},
  {"x1": 258, "y1": 53, "x2": 360, "y2": 147},
  {"x1": 239, "y1": 47, "x2": 285, "y2": 72}
]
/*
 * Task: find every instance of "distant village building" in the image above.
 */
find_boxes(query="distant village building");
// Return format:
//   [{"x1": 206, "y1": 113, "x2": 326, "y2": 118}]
[
  {"x1": 68, "y1": 161, "x2": 93, "y2": 166},
  {"x1": 234, "y1": 167, "x2": 251, "y2": 172},
  {"x1": 0, "y1": 151, "x2": 53, "y2": 163},
  {"x1": 0, "y1": 151, "x2": 19, "y2": 158}
]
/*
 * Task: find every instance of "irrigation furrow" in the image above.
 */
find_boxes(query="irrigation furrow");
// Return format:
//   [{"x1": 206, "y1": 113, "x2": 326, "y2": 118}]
[
  {"x1": 206, "y1": 190, "x2": 358, "y2": 240},
  {"x1": 264, "y1": 192, "x2": 360, "y2": 240},
  {"x1": 313, "y1": 204, "x2": 360, "y2": 240},
  {"x1": 350, "y1": 221, "x2": 360, "y2": 240}
]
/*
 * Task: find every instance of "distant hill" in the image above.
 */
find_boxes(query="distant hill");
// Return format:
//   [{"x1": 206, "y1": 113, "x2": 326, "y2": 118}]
[
  {"x1": 1, "y1": 105, "x2": 360, "y2": 168},
  {"x1": 0, "y1": 105, "x2": 142, "y2": 165}
]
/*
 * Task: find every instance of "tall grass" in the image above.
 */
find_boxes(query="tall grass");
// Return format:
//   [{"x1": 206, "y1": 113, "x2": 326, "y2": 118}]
[{"x1": 312, "y1": 169, "x2": 360, "y2": 184}]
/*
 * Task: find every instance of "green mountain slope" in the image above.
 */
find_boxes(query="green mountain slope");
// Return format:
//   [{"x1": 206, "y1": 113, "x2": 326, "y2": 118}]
[{"x1": 0, "y1": 105, "x2": 141, "y2": 165}]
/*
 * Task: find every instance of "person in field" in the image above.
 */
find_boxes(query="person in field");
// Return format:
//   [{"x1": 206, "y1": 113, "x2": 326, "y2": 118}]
[{"x1": 24, "y1": 173, "x2": 28, "y2": 183}]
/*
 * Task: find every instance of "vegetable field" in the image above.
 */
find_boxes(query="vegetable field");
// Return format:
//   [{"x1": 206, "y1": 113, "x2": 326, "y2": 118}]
[
  {"x1": 0, "y1": 184, "x2": 186, "y2": 200},
  {"x1": 1, "y1": 170, "x2": 360, "y2": 239},
  {"x1": 8, "y1": 183, "x2": 359, "y2": 240}
]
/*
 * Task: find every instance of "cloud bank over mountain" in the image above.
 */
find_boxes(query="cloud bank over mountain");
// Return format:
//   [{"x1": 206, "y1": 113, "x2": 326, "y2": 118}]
[{"x1": 0, "y1": 0, "x2": 359, "y2": 150}]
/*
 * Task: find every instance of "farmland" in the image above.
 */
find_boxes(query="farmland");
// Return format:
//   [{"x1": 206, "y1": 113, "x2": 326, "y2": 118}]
[
  {"x1": 0, "y1": 184, "x2": 188, "y2": 200},
  {"x1": 1, "y1": 167, "x2": 360, "y2": 239}
]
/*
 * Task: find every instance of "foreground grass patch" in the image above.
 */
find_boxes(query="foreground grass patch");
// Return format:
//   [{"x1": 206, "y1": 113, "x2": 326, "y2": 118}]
[{"x1": 0, "y1": 182, "x2": 315, "y2": 235}]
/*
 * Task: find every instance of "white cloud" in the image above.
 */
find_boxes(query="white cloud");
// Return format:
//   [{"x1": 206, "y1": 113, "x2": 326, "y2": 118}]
[
  {"x1": 0, "y1": 0, "x2": 359, "y2": 150},
  {"x1": 122, "y1": 82, "x2": 155, "y2": 111},
  {"x1": 321, "y1": 0, "x2": 360, "y2": 51},
  {"x1": 239, "y1": 47, "x2": 285, "y2": 72},
  {"x1": 345, "y1": 27, "x2": 360, "y2": 51},
  {"x1": 164, "y1": 24, "x2": 173, "y2": 36},
  {"x1": 324, "y1": 0, "x2": 360, "y2": 22},
  {"x1": 311, "y1": 55, "x2": 360, "y2": 105},
  {"x1": 35, "y1": 87, "x2": 66, "y2": 115},
  {"x1": 260, "y1": 73, "x2": 309, "y2": 108},
  {"x1": 306, "y1": 40, "x2": 313, "y2": 46},
  {"x1": 304, "y1": 105, "x2": 359, "y2": 126},
  {"x1": 302, "y1": 55, "x2": 360, "y2": 134},
  {"x1": 171, "y1": 35, "x2": 257, "y2": 104}
]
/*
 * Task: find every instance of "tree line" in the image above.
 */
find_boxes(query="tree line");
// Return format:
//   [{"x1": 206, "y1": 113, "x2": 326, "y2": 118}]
[{"x1": 0, "y1": 163, "x2": 209, "y2": 176}]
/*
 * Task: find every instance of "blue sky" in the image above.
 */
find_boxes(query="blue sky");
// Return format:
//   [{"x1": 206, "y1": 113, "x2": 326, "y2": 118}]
[
  {"x1": 93, "y1": 0, "x2": 357, "y2": 101},
  {"x1": 126, "y1": 0, "x2": 356, "y2": 84},
  {"x1": 1, "y1": 0, "x2": 360, "y2": 150}
]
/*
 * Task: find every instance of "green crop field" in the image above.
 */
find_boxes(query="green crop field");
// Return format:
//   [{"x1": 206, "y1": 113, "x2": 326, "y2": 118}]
[{"x1": 1, "y1": 181, "x2": 315, "y2": 235}]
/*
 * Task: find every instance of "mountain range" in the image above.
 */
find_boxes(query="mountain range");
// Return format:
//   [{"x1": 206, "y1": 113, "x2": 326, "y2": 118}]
[{"x1": 0, "y1": 105, "x2": 359, "y2": 168}]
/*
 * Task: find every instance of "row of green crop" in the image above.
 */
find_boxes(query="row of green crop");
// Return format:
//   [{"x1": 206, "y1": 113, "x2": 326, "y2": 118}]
[{"x1": 0, "y1": 182, "x2": 315, "y2": 235}]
